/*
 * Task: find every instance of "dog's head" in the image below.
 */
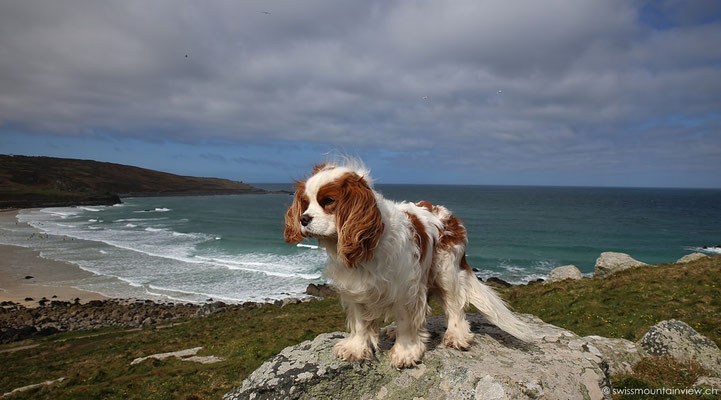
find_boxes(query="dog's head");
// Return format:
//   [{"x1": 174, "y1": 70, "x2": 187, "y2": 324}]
[{"x1": 284, "y1": 163, "x2": 383, "y2": 268}]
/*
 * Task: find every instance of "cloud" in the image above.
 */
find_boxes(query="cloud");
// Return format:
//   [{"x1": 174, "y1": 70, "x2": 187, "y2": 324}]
[{"x1": 0, "y1": 0, "x2": 719, "y2": 186}]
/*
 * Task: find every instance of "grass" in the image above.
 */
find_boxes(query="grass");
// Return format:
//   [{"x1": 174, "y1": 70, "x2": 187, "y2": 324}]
[
  {"x1": 1, "y1": 256, "x2": 719, "y2": 399},
  {"x1": 0, "y1": 299, "x2": 346, "y2": 399},
  {"x1": 504, "y1": 255, "x2": 721, "y2": 347}
]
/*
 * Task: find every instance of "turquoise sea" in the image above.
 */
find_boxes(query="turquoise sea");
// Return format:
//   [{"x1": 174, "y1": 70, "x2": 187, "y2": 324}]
[{"x1": 1, "y1": 184, "x2": 719, "y2": 303}]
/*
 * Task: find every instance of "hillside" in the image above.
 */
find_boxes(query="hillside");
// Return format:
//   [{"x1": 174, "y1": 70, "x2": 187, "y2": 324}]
[
  {"x1": 0, "y1": 255, "x2": 718, "y2": 399},
  {"x1": 0, "y1": 155, "x2": 266, "y2": 208}
]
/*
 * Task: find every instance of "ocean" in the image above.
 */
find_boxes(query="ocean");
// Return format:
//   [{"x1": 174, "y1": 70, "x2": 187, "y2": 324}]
[{"x1": 1, "y1": 184, "x2": 720, "y2": 303}]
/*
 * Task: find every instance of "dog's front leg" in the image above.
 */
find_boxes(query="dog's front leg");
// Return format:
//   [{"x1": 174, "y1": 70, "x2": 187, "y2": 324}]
[
  {"x1": 333, "y1": 302, "x2": 378, "y2": 362},
  {"x1": 389, "y1": 303, "x2": 428, "y2": 368}
]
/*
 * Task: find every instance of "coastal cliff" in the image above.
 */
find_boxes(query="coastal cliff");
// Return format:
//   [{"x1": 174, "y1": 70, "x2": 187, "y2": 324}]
[{"x1": 0, "y1": 154, "x2": 265, "y2": 208}]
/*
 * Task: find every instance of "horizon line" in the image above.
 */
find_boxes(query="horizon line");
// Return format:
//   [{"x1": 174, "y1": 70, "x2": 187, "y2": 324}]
[{"x1": 250, "y1": 182, "x2": 721, "y2": 191}]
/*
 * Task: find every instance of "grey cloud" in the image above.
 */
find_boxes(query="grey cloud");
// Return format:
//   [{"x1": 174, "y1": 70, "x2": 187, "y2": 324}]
[{"x1": 0, "y1": 0, "x2": 719, "y2": 184}]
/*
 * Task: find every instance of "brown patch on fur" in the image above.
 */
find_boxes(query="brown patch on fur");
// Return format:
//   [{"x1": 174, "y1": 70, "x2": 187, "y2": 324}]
[
  {"x1": 416, "y1": 201, "x2": 433, "y2": 212},
  {"x1": 404, "y1": 211, "x2": 429, "y2": 263},
  {"x1": 438, "y1": 215, "x2": 467, "y2": 250},
  {"x1": 460, "y1": 253, "x2": 473, "y2": 272},
  {"x1": 313, "y1": 163, "x2": 333, "y2": 174},
  {"x1": 283, "y1": 181, "x2": 308, "y2": 243},
  {"x1": 334, "y1": 172, "x2": 384, "y2": 268},
  {"x1": 316, "y1": 179, "x2": 342, "y2": 215}
]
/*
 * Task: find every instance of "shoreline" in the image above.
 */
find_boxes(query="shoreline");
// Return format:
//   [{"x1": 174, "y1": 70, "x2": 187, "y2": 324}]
[{"x1": 0, "y1": 210, "x2": 108, "y2": 306}]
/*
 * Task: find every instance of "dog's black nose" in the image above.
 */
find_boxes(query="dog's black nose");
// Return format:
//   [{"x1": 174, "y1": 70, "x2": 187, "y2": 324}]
[{"x1": 300, "y1": 214, "x2": 312, "y2": 227}]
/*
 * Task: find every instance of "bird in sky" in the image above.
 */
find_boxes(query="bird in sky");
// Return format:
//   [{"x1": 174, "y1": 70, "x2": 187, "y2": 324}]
[
  {"x1": 260, "y1": 11, "x2": 271, "y2": 15},
  {"x1": 497, "y1": 90, "x2": 503, "y2": 94},
  {"x1": 421, "y1": 96, "x2": 429, "y2": 100}
]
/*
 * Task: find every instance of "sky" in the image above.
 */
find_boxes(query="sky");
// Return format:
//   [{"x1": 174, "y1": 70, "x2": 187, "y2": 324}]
[{"x1": 1, "y1": 1, "x2": 720, "y2": 188}]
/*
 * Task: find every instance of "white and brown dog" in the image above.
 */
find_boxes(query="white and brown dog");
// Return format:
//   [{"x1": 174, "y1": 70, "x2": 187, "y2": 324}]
[{"x1": 284, "y1": 160, "x2": 531, "y2": 368}]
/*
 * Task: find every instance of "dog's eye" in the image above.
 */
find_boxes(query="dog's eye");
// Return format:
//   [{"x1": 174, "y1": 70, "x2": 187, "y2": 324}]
[{"x1": 319, "y1": 197, "x2": 335, "y2": 207}]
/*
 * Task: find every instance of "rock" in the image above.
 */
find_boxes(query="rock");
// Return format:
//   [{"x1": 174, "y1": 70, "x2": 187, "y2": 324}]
[
  {"x1": 676, "y1": 253, "x2": 708, "y2": 264},
  {"x1": 131, "y1": 346, "x2": 203, "y2": 365},
  {"x1": 24, "y1": 276, "x2": 34, "y2": 280},
  {"x1": 637, "y1": 319, "x2": 721, "y2": 376},
  {"x1": 545, "y1": 265, "x2": 582, "y2": 284},
  {"x1": 305, "y1": 283, "x2": 336, "y2": 298},
  {"x1": 583, "y1": 336, "x2": 643, "y2": 376},
  {"x1": 485, "y1": 277, "x2": 512, "y2": 287},
  {"x1": 24, "y1": 298, "x2": 33, "y2": 302},
  {"x1": 593, "y1": 252, "x2": 648, "y2": 278},
  {"x1": 224, "y1": 314, "x2": 628, "y2": 400},
  {"x1": 281, "y1": 298, "x2": 301, "y2": 307}
]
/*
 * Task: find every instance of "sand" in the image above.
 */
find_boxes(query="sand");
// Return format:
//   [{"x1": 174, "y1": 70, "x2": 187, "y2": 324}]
[{"x1": 0, "y1": 210, "x2": 108, "y2": 306}]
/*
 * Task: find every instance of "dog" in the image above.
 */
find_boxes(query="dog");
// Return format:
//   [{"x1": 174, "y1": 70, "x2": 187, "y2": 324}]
[{"x1": 284, "y1": 160, "x2": 531, "y2": 368}]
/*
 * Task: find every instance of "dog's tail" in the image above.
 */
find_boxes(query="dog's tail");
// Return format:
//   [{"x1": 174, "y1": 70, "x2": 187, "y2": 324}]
[{"x1": 463, "y1": 267, "x2": 535, "y2": 342}]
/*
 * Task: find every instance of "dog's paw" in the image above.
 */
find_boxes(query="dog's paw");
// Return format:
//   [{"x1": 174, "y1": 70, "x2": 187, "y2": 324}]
[
  {"x1": 442, "y1": 329, "x2": 474, "y2": 350},
  {"x1": 380, "y1": 325, "x2": 396, "y2": 339},
  {"x1": 389, "y1": 342, "x2": 424, "y2": 369},
  {"x1": 333, "y1": 338, "x2": 373, "y2": 362}
]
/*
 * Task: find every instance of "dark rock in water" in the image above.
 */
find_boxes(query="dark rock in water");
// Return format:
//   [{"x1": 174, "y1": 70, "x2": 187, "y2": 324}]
[
  {"x1": 73, "y1": 297, "x2": 80, "y2": 304},
  {"x1": 472, "y1": 268, "x2": 479, "y2": 272},
  {"x1": 51, "y1": 295, "x2": 57, "y2": 299},
  {"x1": 305, "y1": 283, "x2": 336, "y2": 298},
  {"x1": 24, "y1": 297, "x2": 33, "y2": 302},
  {"x1": 207, "y1": 298, "x2": 214, "y2": 302},
  {"x1": 38, "y1": 299, "x2": 48, "y2": 306},
  {"x1": 527, "y1": 278, "x2": 545, "y2": 285},
  {"x1": 24, "y1": 276, "x2": 34, "y2": 280},
  {"x1": 486, "y1": 277, "x2": 512, "y2": 287}
]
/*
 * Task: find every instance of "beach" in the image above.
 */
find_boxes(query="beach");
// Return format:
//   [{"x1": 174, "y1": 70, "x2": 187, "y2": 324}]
[{"x1": 0, "y1": 210, "x2": 107, "y2": 306}]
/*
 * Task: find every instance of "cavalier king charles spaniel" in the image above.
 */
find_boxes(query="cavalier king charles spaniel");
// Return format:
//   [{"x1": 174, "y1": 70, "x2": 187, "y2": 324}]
[{"x1": 284, "y1": 160, "x2": 532, "y2": 368}]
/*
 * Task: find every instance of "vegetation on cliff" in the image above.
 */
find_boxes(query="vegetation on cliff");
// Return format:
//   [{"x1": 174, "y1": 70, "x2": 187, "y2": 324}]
[{"x1": 0, "y1": 155, "x2": 265, "y2": 208}]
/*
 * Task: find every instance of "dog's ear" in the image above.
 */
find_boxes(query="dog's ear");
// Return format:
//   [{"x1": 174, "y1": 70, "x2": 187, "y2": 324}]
[
  {"x1": 335, "y1": 173, "x2": 383, "y2": 268},
  {"x1": 284, "y1": 181, "x2": 306, "y2": 244}
]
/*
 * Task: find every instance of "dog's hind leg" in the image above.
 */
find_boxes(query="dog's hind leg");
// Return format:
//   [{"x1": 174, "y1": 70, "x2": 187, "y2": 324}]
[{"x1": 433, "y1": 246, "x2": 475, "y2": 350}]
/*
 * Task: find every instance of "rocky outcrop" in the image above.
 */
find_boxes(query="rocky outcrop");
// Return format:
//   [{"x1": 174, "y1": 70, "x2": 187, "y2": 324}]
[
  {"x1": 638, "y1": 319, "x2": 721, "y2": 376},
  {"x1": 593, "y1": 252, "x2": 648, "y2": 278},
  {"x1": 545, "y1": 265, "x2": 582, "y2": 284},
  {"x1": 226, "y1": 316, "x2": 721, "y2": 400},
  {"x1": 305, "y1": 284, "x2": 336, "y2": 298},
  {"x1": 676, "y1": 253, "x2": 708, "y2": 264},
  {"x1": 0, "y1": 298, "x2": 292, "y2": 343},
  {"x1": 225, "y1": 314, "x2": 624, "y2": 400}
]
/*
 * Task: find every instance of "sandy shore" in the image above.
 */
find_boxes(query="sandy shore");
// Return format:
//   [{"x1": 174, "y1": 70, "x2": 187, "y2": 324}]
[{"x1": 0, "y1": 210, "x2": 107, "y2": 306}]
